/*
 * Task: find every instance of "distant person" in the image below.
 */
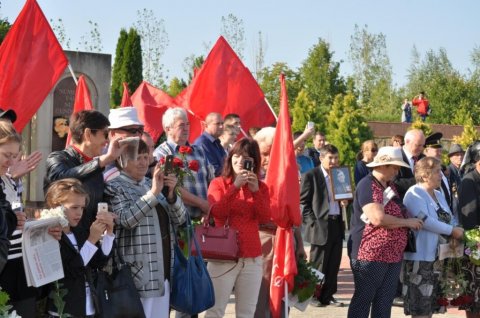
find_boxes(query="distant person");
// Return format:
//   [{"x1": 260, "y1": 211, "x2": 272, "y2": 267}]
[
  {"x1": 194, "y1": 112, "x2": 226, "y2": 176},
  {"x1": 306, "y1": 131, "x2": 326, "y2": 167},
  {"x1": 219, "y1": 125, "x2": 238, "y2": 154},
  {"x1": 391, "y1": 135, "x2": 404, "y2": 148},
  {"x1": 248, "y1": 126, "x2": 261, "y2": 138},
  {"x1": 224, "y1": 113, "x2": 241, "y2": 136},
  {"x1": 412, "y1": 91, "x2": 430, "y2": 121},
  {"x1": 447, "y1": 143, "x2": 464, "y2": 219},
  {"x1": 401, "y1": 99, "x2": 412, "y2": 123},
  {"x1": 293, "y1": 131, "x2": 314, "y2": 174},
  {"x1": 354, "y1": 140, "x2": 378, "y2": 185}
]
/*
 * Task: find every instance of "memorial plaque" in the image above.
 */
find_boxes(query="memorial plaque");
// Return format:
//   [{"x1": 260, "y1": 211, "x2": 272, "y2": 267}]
[{"x1": 52, "y1": 77, "x2": 76, "y2": 151}]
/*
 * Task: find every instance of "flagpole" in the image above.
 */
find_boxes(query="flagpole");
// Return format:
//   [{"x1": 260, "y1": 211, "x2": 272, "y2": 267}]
[
  {"x1": 264, "y1": 97, "x2": 278, "y2": 121},
  {"x1": 284, "y1": 281, "x2": 289, "y2": 317},
  {"x1": 67, "y1": 64, "x2": 78, "y2": 85}
]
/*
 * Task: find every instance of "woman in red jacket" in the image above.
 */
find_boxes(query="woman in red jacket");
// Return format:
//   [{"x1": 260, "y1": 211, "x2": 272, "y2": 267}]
[{"x1": 205, "y1": 138, "x2": 271, "y2": 318}]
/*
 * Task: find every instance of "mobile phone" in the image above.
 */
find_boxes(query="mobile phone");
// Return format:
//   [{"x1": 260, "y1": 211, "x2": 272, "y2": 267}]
[
  {"x1": 243, "y1": 159, "x2": 253, "y2": 171},
  {"x1": 98, "y1": 202, "x2": 108, "y2": 214},
  {"x1": 307, "y1": 121, "x2": 314, "y2": 129},
  {"x1": 164, "y1": 155, "x2": 174, "y2": 175}
]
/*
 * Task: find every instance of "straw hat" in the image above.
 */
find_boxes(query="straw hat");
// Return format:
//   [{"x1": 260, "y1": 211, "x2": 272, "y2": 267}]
[{"x1": 366, "y1": 146, "x2": 410, "y2": 168}]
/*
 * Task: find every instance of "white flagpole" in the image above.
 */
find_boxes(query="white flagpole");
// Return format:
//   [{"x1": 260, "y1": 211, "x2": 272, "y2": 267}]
[
  {"x1": 67, "y1": 64, "x2": 78, "y2": 86},
  {"x1": 284, "y1": 281, "x2": 289, "y2": 317},
  {"x1": 264, "y1": 97, "x2": 278, "y2": 121}
]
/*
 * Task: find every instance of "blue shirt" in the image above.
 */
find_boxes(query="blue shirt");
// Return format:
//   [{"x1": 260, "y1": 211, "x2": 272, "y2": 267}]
[
  {"x1": 194, "y1": 132, "x2": 226, "y2": 177},
  {"x1": 296, "y1": 155, "x2": 314, "y2": 174}
]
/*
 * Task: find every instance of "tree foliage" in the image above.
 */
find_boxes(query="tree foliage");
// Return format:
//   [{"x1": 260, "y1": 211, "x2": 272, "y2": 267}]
[
  {"x1": 0, "y1": 18, "x2": 10, "y2": 44},
  {"x1": 252, "y1": 31, "x2": 267, "y2": 82},
  {"x1": 118, "y1": 28, "x2": 143, "y2": 103},
  {"x1": 408, "y1": 119, "x2": 433, "y2": 137},
  {"x1": 183, "y1": 54, "x2": 204, "y2": 83},
  {"x1": 134, "y1": 8, "x2": 169, "y2": 88},
  {"x1": 453, "y1": 116, "x2": 480, "y2": 149},
  {"x1": 111, "y1": 29, "x2": 128, "y2": 106},
  {"x1": 221, "y1": 13, "x2": 245, "y2": 60},
  {"x1": 291, "y1": 89, "x2": 316, "y2": 132},
  {"x1": 167, "y1": 77, "x2": 187, "y2": 97},
  {"x1": 50, "y1": 18, "x2": 71, "y2": 49},
  {"x1": 326, "y1": 93, "x2": 373, "y2": 165},
  {"x1": 77, "y1": 20, "x2": 103, "y2": 53}
]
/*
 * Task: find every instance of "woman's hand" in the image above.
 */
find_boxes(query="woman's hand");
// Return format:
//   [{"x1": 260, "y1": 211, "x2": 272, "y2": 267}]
[
  {"x1": 405, "y1": 218, "x2": 423, "y2": 231},
  {"x1": 15, "y1": 211, "x2": 26, "y2": 230},
  {"x1": 246, "y1": 172, "x2": 259, "y2": 192},
  {"x1": 96, "y1": 211, "x2": 116, "y2": 235},
  {"x1": 233, "y1": 170, "x2": 249, "y2": 188},
  {"x1": 88, "y1": 220, "x2": 106, "y2": 244},
  {"x1": 151, "y1": 164, "x2": 165, "y2": 196},
  {"x1": 99, "y1": 137, "x2": 128, "y2": 167},
  {"x1": 164, "y1": 174, "x2": 178, "y2": 201},
  {"x1": 48, "y1": 225, "x2": 63, "y2": 241},
  {"x1": 451, "y1": 227, "x2": 464, "y2": 240}
]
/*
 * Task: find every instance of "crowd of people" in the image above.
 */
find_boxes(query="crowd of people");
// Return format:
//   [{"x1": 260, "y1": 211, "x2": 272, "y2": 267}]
[{"x1": 0, "y1": 101, "x2": 478, "y2": 318}]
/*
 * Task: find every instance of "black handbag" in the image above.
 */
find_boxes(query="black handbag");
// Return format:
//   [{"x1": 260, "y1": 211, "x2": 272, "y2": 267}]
[
  {"x1": 170, "y1": 216, "x2": 215, "y2": 315},
  {"x1": 93, "y1": 253, "x2": 146, "y2": 318},
  {"x1": 404, "y1": 229, "x2": 417, "y2": 253}
]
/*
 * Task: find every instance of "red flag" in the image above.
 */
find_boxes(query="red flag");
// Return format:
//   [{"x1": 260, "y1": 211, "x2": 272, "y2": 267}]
[
  {"x1": 66, "y1": 75, "x2": 93, "y2": 146},
  {"x1": 266, "y1": 74, "x2": 300, "y2": 317},
  {"x1": 0, "y1": 0, "x2": 68, "y2": 132},
  {"x1": 175, "y1": 36, "x2": 276, "y2": 142},
  {"x1": 131, "y1": 81, "x2": 174, "y2": 143},
  {"x1": 120, "y1": 82, "x2": 133, "y2": 107}
]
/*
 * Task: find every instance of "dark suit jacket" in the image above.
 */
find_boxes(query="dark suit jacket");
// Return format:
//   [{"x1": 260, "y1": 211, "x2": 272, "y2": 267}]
[
  {"x1": 393, "y1": 150, "x2": 422, "y2": 199},
  {"x1": 300, "y1": 167, "x2": 343, "y2": 245},
  {"x1": 458, "y1": 169, "x2": 480, "y2": 230},
  {"x1": 305, "y1": 147, "x2": 321, "y2": 167}
]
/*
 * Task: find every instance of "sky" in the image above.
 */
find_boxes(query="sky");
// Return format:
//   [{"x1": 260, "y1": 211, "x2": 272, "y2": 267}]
[{"x1": 2, "y1": 0, "x2": 479, "y2": 88}]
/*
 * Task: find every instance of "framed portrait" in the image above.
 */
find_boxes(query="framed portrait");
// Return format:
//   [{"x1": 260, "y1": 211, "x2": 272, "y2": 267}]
[{"x1": 329, "y1": 166, "x2": 353, "y2": 201}]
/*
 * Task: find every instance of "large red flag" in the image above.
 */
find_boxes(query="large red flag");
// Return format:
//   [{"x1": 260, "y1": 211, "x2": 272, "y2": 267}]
[
  {"x1": 120, "y1": 82, "x2": 133, "y2": 107},
  {"x1": 0, "y1": 0, "x2": 68, "y2": 132},
  {"x1": 131, "y1": 81, "x2": 174, "y2": 143},
  {"x1": 66, "y1": 75, "x2": 93, "y2": 146},
  {"x1": 175, "y1": 36, "x2": 276, "y2": 142},
  {"x1": 267, "y1": 74, "x2": 301, "y2": 317}
]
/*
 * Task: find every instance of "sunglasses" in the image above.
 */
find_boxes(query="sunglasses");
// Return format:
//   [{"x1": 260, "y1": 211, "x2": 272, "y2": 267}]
[{"x1": 117, "y1": 127, "x2": 144, "y2": 135}]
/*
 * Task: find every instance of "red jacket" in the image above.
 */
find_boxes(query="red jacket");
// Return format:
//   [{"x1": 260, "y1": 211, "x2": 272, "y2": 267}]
[{"x1": 412, "y1": 97, "x2": 429, "y2": 115}]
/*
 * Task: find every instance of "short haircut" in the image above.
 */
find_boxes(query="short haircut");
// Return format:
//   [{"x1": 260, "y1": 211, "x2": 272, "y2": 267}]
[
  {"x1": 162, "y1": 107, "x2": 187, "y2": 131},
  {"x1": 293, "y1": 131, "x2": 303, "y2": 140},
  {"x1": 404, "y1": 129, "x2": 423, "y2": 143},
  {"x1": 45, "y1": 178, "x2": 89, "y2": 209},
  {"x1": 222, "y1": 138, "x2": 261, "y2": 178},
  {"x1": 414, "y1": 157, "x2": 441, "y2": 183},
  {"x1": 314, "y1": 131, "x2": 325, "y2": 138},
  {"x1": 319, "y1": 144, "x2": 339, "y2": 158},
  {"x1": 69, "y1": 110, "x2": 110, "y2": 144},
  {"x1": 224, "y1": 113, "x2": 240, "y2": 122},
  {"x1": 391, "y1": 134, "x2": 404, "y2": 146},
  {"x1": 253, "y1": 127, "x2": 275, "y2": 146},
  {"x1": 0, "y1": 121, "x2": 21, "y2": 146}
]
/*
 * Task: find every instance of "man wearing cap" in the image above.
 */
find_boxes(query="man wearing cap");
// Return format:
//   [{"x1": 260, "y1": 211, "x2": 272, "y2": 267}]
[
  {"x1": 394, "y1": 129, "x2": 426, "y2": 199},
  {"x1": 447, "y1": 144, "x2": 464, "y2": 219},
  {"x1": 194, "y1": 113, "x2": 225, "y2": 177},
  {"x1": 300, "y1": 144, "x2": 345, "y2": 307},
  {"x1": 103, "y1": 107, "x2": 144, "y2": 181},
  {"x1": 424, "y1": 132, "x2": 452, "y2": 209}
]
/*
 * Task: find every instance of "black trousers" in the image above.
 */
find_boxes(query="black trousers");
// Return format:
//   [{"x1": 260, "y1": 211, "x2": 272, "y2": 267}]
[{"x1": 309, "y1": 218, "x2": 343, "y2": 303}]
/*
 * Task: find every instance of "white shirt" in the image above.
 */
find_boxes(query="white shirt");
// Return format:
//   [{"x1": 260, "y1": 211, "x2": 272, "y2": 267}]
[{"x1": 403, "y1": 147, "x2": 416, "y2": 172}]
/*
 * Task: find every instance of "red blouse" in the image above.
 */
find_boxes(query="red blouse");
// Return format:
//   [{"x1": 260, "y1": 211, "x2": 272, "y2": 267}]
[{"x1": 207, "y1": 177, "x2": 271, "y2": 258}]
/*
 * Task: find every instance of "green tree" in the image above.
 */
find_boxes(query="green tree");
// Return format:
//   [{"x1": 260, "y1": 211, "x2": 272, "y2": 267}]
[
  {"x1": 259, "y1": 62, "x2": 301, "y2": 115},
  {"x1": 326, "y1": 94, "x2": 373, "y2": 165},
  {"x1": 183, "y1": 54, "x2": 204, "y2": 83},
  {"x1": 167, "y1": 77, "x2": 187, "y2": 97},
  {"x1": 110, "y1": 29, "x2": 128, "y2": 106},
  {"x1": 220, "y1": 13, "x2": 245, "y2": 60},
  {"x1": 299, "y1": 38, "x2": 346, "y2": 131},
  {"x1": 120, "y1": 28, "x2": 143, "y2": 97},
  {"x1": 77, "y1": 20, "x2": 103, "y2": 52},
  {"x1": 348, "y1": 24, "x2": 394, "y2": 110},
  {"x1": 0, "y1": 18, "x2": 10, "y2": 44},
  {"x1": 291, "y1": 89, "x2": 316, "y2": 132},
  {"x1": 409, "y1": 119, "x2": 433, "y2": 136},
  {"x1": 453, "y1": 116, "x2": 480, "y2": 148},
  {"x1": 134, "y1": 8, "x2": 169, "y2": 88},
  {"x1": 50, "y1": 18, "x2": 71, "y2": 49}
]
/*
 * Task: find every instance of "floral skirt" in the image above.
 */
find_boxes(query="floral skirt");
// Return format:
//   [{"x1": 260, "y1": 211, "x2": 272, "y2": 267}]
[{"x1": 460, "y1": 256, "x2": 480, "y2": 312}]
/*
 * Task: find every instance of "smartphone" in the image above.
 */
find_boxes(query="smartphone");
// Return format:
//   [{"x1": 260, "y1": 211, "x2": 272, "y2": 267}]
[
  {"x1": 164, "y1": 155, "x2": 174, "y2": 175},
  {"x1": 307, "y1": 121, "x2": 315, "y2": 129},
  {"x1": 243, "y1": 159, "x2": 253, "y2": 171},
  {"x1": 98, "y1": 202, "x2": 108, "y2": 214}
]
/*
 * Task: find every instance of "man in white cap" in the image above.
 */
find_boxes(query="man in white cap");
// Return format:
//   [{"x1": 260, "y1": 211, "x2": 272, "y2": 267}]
[{"x1": 104, "y1": 106, "x2": 144, "y2": 181}]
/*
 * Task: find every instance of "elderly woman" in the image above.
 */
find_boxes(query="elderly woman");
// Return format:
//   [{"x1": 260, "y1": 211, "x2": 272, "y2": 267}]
[
  {"x1": 205, "y1": 138, "x2": 271, "y2": 318},
  {"x1": 403, "y1": 157, "x2": 463, "y2": 317},
  {"x1": 45, "y1": 110, "x2": 125, "y2": 231},
  {"x1": 104, "y1": 140, "x2": 187, "y2": 318},
  {"x1": 348, "y1": 146, "x2": 424, "y2": 318},
  {"x1": 354, "y1": 140, "x2": 378, "y2": 185}
]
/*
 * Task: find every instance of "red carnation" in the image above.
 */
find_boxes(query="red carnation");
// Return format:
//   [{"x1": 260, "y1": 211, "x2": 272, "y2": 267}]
[
  {"x1": 179, "y1": 146, "x2": 193, "y2": 155},
  {"x1": 173, "y1": 157, "x2": 184, "y2": 168},
  {"x1": 188, "y1": 160, "x2": 199, "y2": 172},
  {"x1": 159, "y1": 157, "x2": 165, "y2": 165},
  {"x1": 437, "y1": 297, "x2": 449, "y2": 306}
]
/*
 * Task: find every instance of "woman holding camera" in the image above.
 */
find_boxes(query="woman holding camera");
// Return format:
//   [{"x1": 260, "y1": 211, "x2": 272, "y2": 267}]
[
  {"x1": 403, "y1": 157, "x2": 463, "y2": 317},
  {"x1": 205, "y1": 138, "x2": 271, "y2": 318}
]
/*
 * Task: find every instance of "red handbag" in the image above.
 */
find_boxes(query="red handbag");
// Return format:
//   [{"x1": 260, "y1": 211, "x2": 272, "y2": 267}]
[{"x1": 191, "y1": 209, "x2": 239, "y2": 262}]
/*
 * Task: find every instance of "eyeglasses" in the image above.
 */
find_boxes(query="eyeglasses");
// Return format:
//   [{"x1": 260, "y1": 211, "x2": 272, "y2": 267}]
[
  {"x1": 117, "y1": 127, "x2": 144, "y2": 135},
  {"x1": 173, "y1": 122, "x2": 190, "y2": 130},
  {"x1": 91, "y1": 129, "x2": 109, "y2": 139}
]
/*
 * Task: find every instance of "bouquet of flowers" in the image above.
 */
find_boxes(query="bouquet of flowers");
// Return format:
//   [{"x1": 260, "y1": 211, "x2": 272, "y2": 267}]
[
  {"x1": 159, "y1": 146, "x2": 199, "y2": 191},
  {"x1": 39, "y1": 206, "x2": 69, "y2": 228},
  {"x1": 0, "y1": 287, "x2": 20, "y2": 318},
  {"x1": 465, "y1": 227, "x2": 480, "y2": 265},
  {"x1": 291, "y1": 258, "x2": 322, "y2": 303}
]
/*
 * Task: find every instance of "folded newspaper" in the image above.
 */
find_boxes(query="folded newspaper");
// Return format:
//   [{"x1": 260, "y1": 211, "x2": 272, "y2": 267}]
[
  {"x1": 118, "y1": 136, "x2": 140, "y2": 168},
  {"x1": 22, "y1": 217, "x2": 64, "y2": 287}
]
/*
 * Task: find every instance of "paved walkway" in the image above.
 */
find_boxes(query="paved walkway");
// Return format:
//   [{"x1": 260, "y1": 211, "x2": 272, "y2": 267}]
[{"x1": 173, "y1": 247, "x2": 465, "y2": 317}]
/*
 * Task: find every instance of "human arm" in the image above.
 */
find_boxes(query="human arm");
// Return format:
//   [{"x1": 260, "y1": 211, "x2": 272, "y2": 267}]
[
  {"x1": 97, "y1": 137, "x2": 128, "y2": 168},
  {"x1": 8, "y1": 150, "x2": 42, "y2": 179},
  {"x1": 207, "y1": 177, "x2": 239, "y2": 219},
  {"x1": 45, "y1": 150, "x2": 103, "y2": 182},
  {"x1": 293, "y1": 125, "x2": 315, "y2": 148},
  {"x1": 294, "y1": 227, "x2": 306, "y2": 260},
  {"x1": 363, "y1": 202, "x2": 423, "y2": 230}
]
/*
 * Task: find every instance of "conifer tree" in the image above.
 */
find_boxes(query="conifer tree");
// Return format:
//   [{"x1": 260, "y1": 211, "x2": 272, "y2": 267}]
[
  {"x1": 120, "y1": 28, "x2": 143, "y2": 100},
  {"x1": 453, "y1": 117, "x2": 480, "y2": 149},
  {"x1": 292, "y1": 89, "x2": 315, "y2": 133},
  {"x1": 110, "y1": 29, "x2": 128, "y2": 106}
]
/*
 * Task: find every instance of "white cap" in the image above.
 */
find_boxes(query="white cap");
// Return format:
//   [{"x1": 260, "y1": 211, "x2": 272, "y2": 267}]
[{"x1": 108, "y1": 107, "x2": 144, "y2": 129}]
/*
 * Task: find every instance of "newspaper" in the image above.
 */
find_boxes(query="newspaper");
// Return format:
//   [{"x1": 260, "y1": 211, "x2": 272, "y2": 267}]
[
  {"x1": 22, "y1": 217, "x2": 64, "y2": 287},
  {"x1": 118, "y1": 136, "x2": 140, "y2": 168}
]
